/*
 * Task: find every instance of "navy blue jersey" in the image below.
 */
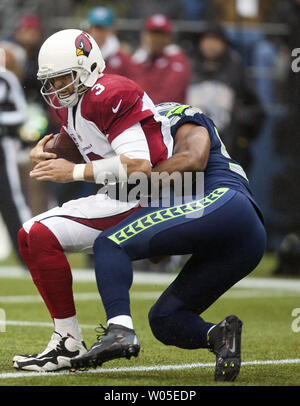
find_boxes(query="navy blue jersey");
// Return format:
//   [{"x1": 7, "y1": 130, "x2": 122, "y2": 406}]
[{"x1": 156, "y1": 103, "x2": 255, "y2": 203}]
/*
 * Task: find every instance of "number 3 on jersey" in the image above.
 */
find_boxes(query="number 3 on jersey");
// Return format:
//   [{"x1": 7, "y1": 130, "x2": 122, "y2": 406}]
[{"x1": 92, "y1": 83, "x2": 105, "y2": 96}]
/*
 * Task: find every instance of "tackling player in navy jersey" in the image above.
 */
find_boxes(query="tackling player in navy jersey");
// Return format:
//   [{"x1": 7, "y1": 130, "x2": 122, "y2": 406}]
[{"x1": 71, "y1": 103, "x2": 266, "y2": 382}]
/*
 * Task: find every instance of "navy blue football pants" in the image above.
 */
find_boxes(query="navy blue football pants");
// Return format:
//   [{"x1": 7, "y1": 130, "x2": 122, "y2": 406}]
[{"x1": 93, "y1": 188, "x2": 266, "y2": 349}]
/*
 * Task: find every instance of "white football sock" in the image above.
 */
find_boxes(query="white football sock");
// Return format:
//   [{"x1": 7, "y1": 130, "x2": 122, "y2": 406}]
[
  {"x1": 54, "y1": 315, "x2": 83, "y2": 341},
  {"x1": 107, "y1": 315, "x2": 133, "y2": 330}
]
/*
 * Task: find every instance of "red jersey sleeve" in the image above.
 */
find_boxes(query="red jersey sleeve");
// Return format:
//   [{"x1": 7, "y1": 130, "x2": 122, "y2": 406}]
[{"x1": 81, "y1": 74, "x2": 153, "y2": 144}]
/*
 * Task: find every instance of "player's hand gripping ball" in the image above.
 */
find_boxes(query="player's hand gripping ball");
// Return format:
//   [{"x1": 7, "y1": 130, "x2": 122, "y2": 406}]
[{"x1": 43, "y1": 133, "x2": 83, "y2": 163}]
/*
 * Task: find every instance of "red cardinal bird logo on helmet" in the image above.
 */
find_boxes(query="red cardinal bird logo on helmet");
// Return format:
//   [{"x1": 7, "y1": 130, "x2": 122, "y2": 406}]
[{"x1": 75, "y1": 32, "x2": 93, "y2": 57}]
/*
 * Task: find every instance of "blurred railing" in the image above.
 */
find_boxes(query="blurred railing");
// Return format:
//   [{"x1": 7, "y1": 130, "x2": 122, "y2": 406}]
[{"x1": 43, "y1": 17, "x2": 291, "y2": 38}]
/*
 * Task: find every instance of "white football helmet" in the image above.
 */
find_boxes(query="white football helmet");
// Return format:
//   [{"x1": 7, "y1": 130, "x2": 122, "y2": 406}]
[{"x1": 37, "y1": 29, "x2": 106, "y2": 109}]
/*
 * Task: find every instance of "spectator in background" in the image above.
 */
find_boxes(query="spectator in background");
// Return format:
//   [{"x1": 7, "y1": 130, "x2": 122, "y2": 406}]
[
  {"x1": 0, "y1": 42, "x2": 31, "y2": 264},
  {"x1": 131, "y1": 14, "x2": 192, "y2": 104},
  {"x1": 180, "y1": 0, "x2": 210, "y2": 21},
  {"x1": 87, "y1": 6, "x2": 136, "y2": 78},
  {"x1": 14, "y1": 14, "x2": 44, "y2": 103},
  {"x1": 0, "y1": 40, "x2": 26, "y2": 82},
  {"x1": 209, "y1": 1, "x2": 279, "y2": 252},
  {"x1": 187, "y1": 25, "x2": 264, "y2": 173}
]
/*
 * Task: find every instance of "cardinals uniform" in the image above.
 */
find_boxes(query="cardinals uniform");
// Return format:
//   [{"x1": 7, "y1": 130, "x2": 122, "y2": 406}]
[
  {"x1": 14, "y1": 28, "x2": 174, "y2": 373},
  {"x1": 22, "y1": 74, "x2": 173, "y2": 253}
]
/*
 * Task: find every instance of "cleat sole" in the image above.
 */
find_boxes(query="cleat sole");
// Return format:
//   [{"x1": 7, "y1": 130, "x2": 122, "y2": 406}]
[
  {"x1": 70, "y1": 344, "x2": 140, "y2": 371},
  {"x1": 215, "y1": 357, "x2": 241, "y2": 382}
]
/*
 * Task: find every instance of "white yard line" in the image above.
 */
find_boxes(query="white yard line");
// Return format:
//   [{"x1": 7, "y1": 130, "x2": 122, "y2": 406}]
[
  {"x1": 0, "y1": 287, "x2": 299, "y2": 305},
  {"x1": 0, "y1": 358, "x2": 300, "y2": 380},
  {"x1": 1, "y1": 266, "x2": 300, "y2": 291}
]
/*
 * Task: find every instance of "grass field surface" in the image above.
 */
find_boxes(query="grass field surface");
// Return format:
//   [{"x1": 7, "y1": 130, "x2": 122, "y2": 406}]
[{"x1": 0, "y1": 253, "x2": 299, "y2": 388}]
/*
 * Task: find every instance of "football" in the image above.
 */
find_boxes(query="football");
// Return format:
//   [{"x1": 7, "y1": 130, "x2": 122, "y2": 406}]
[{"x1": 43, "y1": 133, "x2": 83, "y2": 163}]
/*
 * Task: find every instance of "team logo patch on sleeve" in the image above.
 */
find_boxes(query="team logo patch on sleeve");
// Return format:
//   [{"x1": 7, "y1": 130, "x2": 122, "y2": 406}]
[{"x1": 75, "y1": 32, "x2": 92, "y2": 57}]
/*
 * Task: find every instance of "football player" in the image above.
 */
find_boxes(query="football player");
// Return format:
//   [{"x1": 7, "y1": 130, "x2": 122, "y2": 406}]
[
  {"x1": 13, "y1": 29, "x2": 173, "y2": 372},
  {"x1": 71, "y1": 103, "x2": 267, "y2": 382}
]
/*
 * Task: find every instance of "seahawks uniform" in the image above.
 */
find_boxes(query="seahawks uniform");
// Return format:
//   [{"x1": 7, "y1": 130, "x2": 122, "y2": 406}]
[
  {"x1": 158, "y1": 102, "x2": 260, "y2": 210},
  {"x1": 92, "y1": 103, "x2": 266, "y2": 350}
]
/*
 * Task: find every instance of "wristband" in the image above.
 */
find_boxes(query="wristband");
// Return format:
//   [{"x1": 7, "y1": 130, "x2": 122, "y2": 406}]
[{"x1": 72, "y1": 164, "x2": 85, "y2": 181}]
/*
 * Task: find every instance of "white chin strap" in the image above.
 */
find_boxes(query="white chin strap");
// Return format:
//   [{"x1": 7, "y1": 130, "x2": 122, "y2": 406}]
[
  {"x1": 40, "y1": 69, "x2": 89, "y2": 109},
  {"x1": 58, "y1": 92, "x2": 79, "y2": 108}
]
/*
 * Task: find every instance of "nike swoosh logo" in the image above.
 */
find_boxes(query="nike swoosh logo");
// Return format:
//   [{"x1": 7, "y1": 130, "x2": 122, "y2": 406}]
[
  {"x1": 112, "y1": 99, "x2": 122, "y2": 113},
  {"x1": 229, "y1": 334, "x2": 236, "y2": 353}
]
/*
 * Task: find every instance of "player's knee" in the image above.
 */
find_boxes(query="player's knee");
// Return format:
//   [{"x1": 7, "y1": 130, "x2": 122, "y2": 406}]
[
  {"x1": 27, "y1": 222, "x2": 62, "y2": 262},
  {"x1": 148, "y1": 289, "x2": 187, "y2": 345},
  {"x1": 148, "y1": 305, "x2": 175, "y2": 346},
  {"x1": 28, "y1": 222, "x2": 49, "y2": 246},
  {"x1": 148, "y1": 307, "x2": 167, "y2": 344}
]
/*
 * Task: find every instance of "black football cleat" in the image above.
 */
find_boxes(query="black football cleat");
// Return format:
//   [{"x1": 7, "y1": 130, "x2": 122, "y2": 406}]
[
  {"x1": 70, "y1": 324, "x2": 140, "y2": 370},
  {"x1": 207, "y1": 315, "x2": 243, "y2": 382}
]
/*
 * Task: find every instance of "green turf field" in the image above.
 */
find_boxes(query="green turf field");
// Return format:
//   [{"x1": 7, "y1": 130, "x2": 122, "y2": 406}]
[{"x1": 0, "y1": 253, "x2": 300, "y2": 387}]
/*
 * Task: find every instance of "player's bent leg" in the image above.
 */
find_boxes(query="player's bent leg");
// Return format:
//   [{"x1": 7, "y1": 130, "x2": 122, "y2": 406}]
[
  {"x1": 15, "y1": 197, "x2": 140, "y2": 371},
  {"x1": 93, "y1": 237, "x2": 133, "y2": 319},
  {"x1": 70, "y1": 237, "x2": 139, "y2": 371},
  {"x1": 14, "y1": 223, "x2": 83, "y2": 371},
  {"x1": 18, "y1": 225, "x2": 75, "y2": 319},
  {"x1": 148, "y1": 286, "x2": 214, "y2": 349},
  {"x1": 148, "y1": 196, "x2": 265, "y2": 381},
  {"x1": 73, "y1": 190, "x2": 266, "y2": 375},
  {"x1": 27, "y1": 222, "x2": 76, "y2": 319},
  {"x1": 148, "y1": 284, "x2": 243, "y2": 382}
]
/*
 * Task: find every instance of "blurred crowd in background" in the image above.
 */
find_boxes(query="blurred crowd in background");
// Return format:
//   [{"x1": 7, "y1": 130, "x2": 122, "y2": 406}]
[{"x1": 0, "y1": 0, "x2": 299, "y2": 275}]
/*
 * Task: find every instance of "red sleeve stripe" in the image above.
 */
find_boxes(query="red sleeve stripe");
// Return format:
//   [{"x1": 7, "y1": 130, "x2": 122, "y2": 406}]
[{"x1": 141, "y1": 117, "x2": 169, "y2": 167}]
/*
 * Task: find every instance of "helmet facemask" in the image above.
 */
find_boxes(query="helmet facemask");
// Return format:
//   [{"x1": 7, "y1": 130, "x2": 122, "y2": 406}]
[{"x1": 39, "y1": 68, "x2": 88, "y2": 109}]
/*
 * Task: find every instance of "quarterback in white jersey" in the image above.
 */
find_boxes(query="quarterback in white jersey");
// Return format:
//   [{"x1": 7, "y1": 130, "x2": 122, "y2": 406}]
[{"x1": 14, "y1": 29, "x2": 172, "y2": 372}]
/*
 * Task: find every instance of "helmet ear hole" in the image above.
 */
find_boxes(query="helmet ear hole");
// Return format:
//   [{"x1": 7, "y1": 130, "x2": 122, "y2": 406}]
[
  {"x1": 80, "y1": 70, "x2": 89, "y2": 84},
  {"x1": 90, "y1": 63, "x2": 97, "y2": 72}
]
